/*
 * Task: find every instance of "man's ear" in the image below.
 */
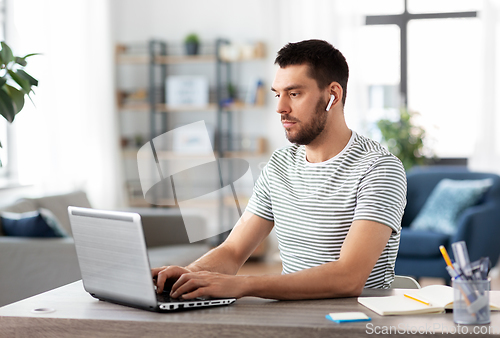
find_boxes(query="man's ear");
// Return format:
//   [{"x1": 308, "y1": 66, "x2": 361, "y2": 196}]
[{"x1": 328, "y1": 82, "x2": 343, "y2": 106}]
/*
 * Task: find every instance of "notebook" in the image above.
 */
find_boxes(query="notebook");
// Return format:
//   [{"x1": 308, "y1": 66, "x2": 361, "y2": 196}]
[
  {"x1": 68, "y1": 206, "x2": 236, "y2": 312},
  {"x1": 358, "y1": 285, "x2": 500, "y2": 316}
]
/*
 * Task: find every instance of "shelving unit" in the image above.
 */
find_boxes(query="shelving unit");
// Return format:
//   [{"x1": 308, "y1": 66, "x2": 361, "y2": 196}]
[{"x1": 115, "y1": 38, "x2": 267, "y2": 241}]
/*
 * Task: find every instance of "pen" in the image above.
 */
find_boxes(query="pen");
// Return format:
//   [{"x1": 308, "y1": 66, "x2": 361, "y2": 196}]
[
  {"x1": 404, "y1": 294, "x2": 431, "y2": 306},
  {"x1": 452, "y1": 241, "x2": 472, "y2": 279}
]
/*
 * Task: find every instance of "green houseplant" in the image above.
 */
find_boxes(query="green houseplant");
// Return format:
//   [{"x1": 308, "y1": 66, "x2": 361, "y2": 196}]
[
  {"x1": 0, "y1": 41, "x2": 39, "y2": 166},
  {"x1": 184, "y1": 33, "x2": 200, "y2": 55},
  {"x1": 377, "y1": 108, "x2": 427, "y2": 171}
]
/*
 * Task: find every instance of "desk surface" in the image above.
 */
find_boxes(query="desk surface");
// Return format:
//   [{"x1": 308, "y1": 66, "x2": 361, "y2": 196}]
[{"x1": 1, "y1": 281, "x2": 500, "y2": 337}]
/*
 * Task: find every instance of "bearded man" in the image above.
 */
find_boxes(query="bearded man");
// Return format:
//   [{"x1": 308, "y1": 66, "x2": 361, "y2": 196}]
[{"x1": 153, "y1": 39, "x2": 407, "y2": 300}]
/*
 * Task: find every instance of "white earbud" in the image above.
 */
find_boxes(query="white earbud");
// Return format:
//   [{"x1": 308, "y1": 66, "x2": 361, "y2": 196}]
[{"x1": 326, "y1": 94, "x2": 335, "y2": 111}]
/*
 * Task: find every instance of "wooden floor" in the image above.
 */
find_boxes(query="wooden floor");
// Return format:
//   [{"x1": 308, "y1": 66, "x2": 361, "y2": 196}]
[{"x1": 238, "y1": 261, "x2": 500, "y2": 290}]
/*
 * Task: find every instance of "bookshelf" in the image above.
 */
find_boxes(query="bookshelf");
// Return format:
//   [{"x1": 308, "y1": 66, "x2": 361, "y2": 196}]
[{"x1": 115, "y1": 39, "x2": 268, "y2": 218}]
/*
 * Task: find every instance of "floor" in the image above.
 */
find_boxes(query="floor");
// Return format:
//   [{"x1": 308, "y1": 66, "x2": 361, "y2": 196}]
[{"x1": 238, "y1": 261, "x2": 500, "y2": 290}]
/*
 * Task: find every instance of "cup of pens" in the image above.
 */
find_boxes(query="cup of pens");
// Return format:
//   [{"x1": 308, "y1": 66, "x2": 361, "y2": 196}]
[
  {"x1": 453, "y1": 278, "x2": 490, "y2": 324},
  {"x1": 440, "y1": 242, "x2": 491, "y2": 325}
]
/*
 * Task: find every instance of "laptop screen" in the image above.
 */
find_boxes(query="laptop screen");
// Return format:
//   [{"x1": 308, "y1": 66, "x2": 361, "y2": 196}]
[{"x1": 69, "y1": 207, "x2": 158, "y2": 308}]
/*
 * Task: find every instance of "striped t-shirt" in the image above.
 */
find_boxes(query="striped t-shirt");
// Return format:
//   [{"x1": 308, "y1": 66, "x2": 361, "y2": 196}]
[{"x1": 246, "y1": 131, "x2": 407, "y2": 289}]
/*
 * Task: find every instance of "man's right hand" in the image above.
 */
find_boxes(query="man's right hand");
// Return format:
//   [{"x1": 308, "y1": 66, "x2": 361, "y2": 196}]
[{"x1": 152, "y1": 266, "x2": 192, "y2": 294}]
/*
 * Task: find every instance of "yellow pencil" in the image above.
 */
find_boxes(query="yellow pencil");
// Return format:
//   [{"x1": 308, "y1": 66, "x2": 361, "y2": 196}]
[
  {"x1": 439, "y1": 245, "x2": 473, "y2": 309},
  {"x1": 404, "y1": 294, "x2": 431, "y2": 306},
  {"x1": 439, "y1": 245, "x2": 454, "y2": 269}
]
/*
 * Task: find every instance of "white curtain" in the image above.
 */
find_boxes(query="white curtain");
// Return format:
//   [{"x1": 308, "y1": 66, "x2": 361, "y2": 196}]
[
  {"x1": 8, "y1": 0, "x2": 124, "y2": 208},
  {"x1": 469, "y1": 0, "x2": 500, "y2": 174}
]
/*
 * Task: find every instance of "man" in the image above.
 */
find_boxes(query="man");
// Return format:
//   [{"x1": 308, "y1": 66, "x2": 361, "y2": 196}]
[{"x1": 153, "y1": 39, "x2": 407, "y2": 300}]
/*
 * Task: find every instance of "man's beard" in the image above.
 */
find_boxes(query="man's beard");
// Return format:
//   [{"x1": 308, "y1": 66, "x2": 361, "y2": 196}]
[{"x1": 282, "y1": 97, "x2": 328, "y2": 145}]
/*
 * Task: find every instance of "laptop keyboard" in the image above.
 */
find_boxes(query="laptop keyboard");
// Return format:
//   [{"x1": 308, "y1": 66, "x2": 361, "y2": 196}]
[
  {"x1": 156, "y1": 293, "x2": 184, "y2": 303},
  {"x1": 156, "y1": 292, "x2": 208, "y2": 303}
]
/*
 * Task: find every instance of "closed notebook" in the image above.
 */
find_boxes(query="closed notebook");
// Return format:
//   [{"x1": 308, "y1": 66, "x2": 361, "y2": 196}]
[{"x1": 358, "y1": 285, "x2": 500, "y2": 316}]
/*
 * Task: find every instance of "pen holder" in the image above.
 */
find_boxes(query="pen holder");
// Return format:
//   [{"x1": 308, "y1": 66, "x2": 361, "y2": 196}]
[{"x1": 453, "y1": 278, "x2": 490, "y2": 325}]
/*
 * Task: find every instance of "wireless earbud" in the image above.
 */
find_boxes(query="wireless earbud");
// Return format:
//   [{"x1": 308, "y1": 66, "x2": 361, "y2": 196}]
[{"x1": 326, "y1": 94, "x2": 335, "y2": 111}]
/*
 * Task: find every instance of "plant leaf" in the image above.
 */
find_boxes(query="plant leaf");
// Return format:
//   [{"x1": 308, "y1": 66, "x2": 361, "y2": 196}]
[
  {"x1": 0, "y1": 76, "x2": 6, "y2": 87},
  {"x1": 17, "y1": 69, "x2": 38, "y2": 87},
  {"x1": 24, "y1": 87, "x2": 36, "y2": 106},
  {"x1": 15, "y1": 57, "x2": 27, "y2": 66},
  {"x1": 0, "y1": 42, "x2": 14, "y2": 64},
  {"x1": 0, "y1": 88, "x2": 16, "y2": 122},
  {"x1": 21, "y1": 52, "x2": 41, "y2": 59},
  {"x1": 15, "y1": 53, "x2": 41, "y2": 67},
  {"x1": 5, "y1": 84, "x2": 25, "y2": 114},
  {"x1": 7, "y1": 69, "x2": 31, "y2": 93}
]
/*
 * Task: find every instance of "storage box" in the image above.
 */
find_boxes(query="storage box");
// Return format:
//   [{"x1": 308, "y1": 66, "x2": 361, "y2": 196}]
[{"x1": 166, "y1": 76, "x2": 209, "y2": 107}]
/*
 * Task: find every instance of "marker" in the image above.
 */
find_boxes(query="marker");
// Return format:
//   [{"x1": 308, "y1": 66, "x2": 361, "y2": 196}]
[{"x1": 404, "y1": 294, "x2": 431, "y2": 306}]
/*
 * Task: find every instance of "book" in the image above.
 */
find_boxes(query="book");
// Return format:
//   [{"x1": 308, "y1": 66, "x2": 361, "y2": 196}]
[{"x1": 358, "y1": 285, "x2": 500, "y2": 316}]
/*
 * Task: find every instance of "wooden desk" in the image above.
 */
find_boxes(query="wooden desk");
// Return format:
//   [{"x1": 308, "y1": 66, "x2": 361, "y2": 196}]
[{"x1": 1, "y1": 281, "x2": 500, "y2": 337}]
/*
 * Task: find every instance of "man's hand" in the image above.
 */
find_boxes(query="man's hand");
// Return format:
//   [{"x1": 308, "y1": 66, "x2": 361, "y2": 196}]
[
  {"x1": 152, "y1": 265, "x2": 192, "y2": 294},
  {"x1": 170, "y1": 271, "x2": 247, "y2": 299}
]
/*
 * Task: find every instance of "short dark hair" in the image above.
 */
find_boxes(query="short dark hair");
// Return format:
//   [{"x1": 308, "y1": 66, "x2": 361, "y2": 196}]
[{"x1": 274, "y1": 39, "x2": 349, "y2": 105}]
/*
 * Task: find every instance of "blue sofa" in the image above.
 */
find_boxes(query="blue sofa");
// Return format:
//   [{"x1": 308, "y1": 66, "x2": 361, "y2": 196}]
[{"x1": 395, "y1": 166, "x2": 500, "y2": 281}]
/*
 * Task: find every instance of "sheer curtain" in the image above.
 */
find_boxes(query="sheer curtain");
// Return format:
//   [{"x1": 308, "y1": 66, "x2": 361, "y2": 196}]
[
  {"x1": 468, "y1": 0, "x2": 500, "y2": 174},
  {"x1": 8, "y1": 0, "x2": 123, "y2": 208}
]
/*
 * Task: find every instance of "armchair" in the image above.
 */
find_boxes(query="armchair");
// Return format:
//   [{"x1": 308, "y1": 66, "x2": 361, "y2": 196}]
[{"x1": 395, "y1": 166, "x2": 500, "y2": 281}]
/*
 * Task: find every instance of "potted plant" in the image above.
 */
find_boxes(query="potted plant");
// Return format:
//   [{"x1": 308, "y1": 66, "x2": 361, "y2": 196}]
[
  {"x1": 0, "y1": 41, "x2": 39, "y2": 166},
  {"x1": 184, "y1": 33, "x2": 200, "y2": 55},
  {"x1": 376, "y1": 108, "x2": 429, "y2": 171}
]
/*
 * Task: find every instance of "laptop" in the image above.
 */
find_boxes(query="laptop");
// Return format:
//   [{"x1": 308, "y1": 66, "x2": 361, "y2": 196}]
[{"x1": 68, "y1": 206, "x2": 236, "y2": 312}]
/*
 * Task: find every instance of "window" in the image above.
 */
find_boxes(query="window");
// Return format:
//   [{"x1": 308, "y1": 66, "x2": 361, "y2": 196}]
[
  {"x1": 359, "y1": 24, "x2": 401, "y2": 138},
  {"x1": 408, "y1": 18, "x2": 481, "y2": 157},
  {"x1": 360, "y1": 0, "x2": 482, "y2": 159}
]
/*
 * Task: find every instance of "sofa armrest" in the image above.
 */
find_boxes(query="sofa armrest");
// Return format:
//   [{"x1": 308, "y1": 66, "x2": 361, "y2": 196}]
[
  {"x1": 452, "y1": 202, "x2": 500, "y2": 265},
  {"x1": 0, "y1": 237, "x2": 81, "y2": 307}
]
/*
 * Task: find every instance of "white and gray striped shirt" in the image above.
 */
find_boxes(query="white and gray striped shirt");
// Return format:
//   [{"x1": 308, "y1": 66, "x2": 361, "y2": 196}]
[{"x1": 246, "y1": 131, "x2": 407, "y2": 289}]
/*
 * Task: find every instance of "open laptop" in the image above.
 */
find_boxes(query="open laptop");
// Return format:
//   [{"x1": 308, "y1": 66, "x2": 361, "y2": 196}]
[{"x1": 68, "y1": 206, "x2": 236, "y2": 312}]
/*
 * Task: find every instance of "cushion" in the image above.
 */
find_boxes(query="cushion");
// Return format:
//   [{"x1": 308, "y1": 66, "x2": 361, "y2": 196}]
[
  {"x1": 398, "y1": 228, "x2": 450, "y2": 257},
  {"x1": 0, "y1": 199, "x2": 38, "y2": 213},
  {"x1": 0, "y1": 208, "x2": 68, "y2": 238},
  {"x1": 39, "y1": 208, "x2": 70, "y2": 237},
  {"x1": 410, "y1": 178, "x2": 493, "y2": 235},
  {"x1": 30, "y1": 190, "x2": 91, "y2": 236}
]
